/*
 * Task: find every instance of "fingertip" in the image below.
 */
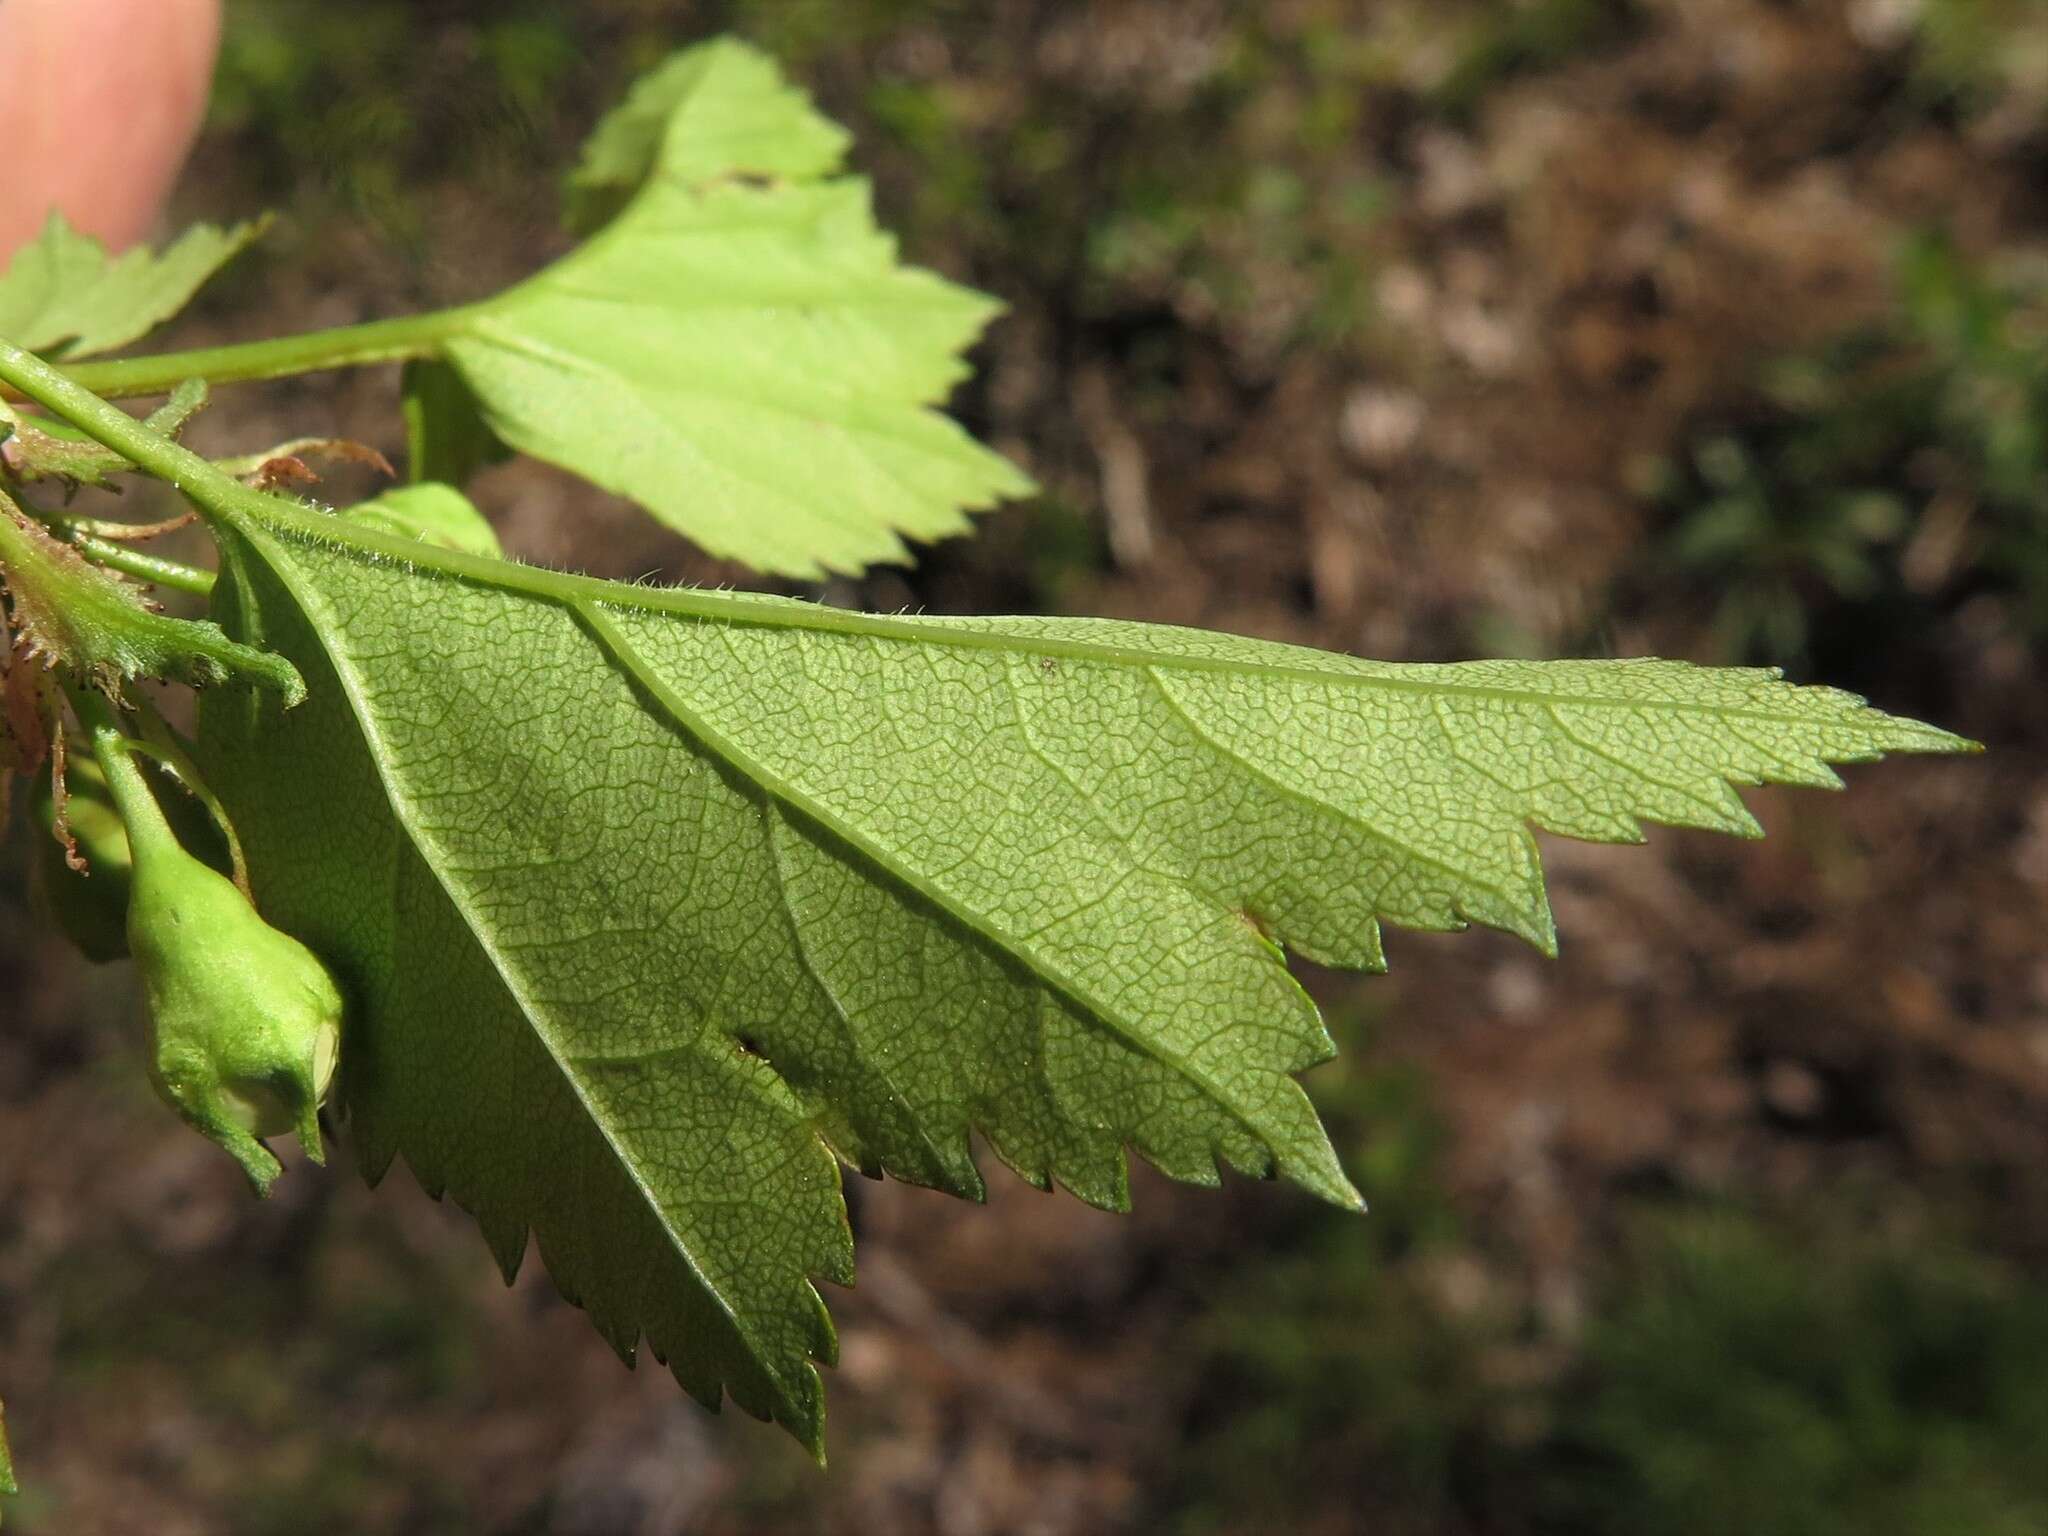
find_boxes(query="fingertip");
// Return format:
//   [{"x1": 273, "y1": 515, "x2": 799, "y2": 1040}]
[{"x1": 0, "y1": 0, "x2": 223, "y2": 259}]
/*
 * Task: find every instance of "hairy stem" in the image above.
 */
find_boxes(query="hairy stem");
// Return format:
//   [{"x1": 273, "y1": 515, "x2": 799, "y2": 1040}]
[{"x1": 0, "y1": 337, "x2": 265, "y2": 522}]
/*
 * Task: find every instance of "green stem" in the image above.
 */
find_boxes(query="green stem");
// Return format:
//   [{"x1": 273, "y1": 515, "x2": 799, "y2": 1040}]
[
  {"x1": 0, "y1": 338, "x2": 266, "y2": 522},
  {"x1": 36, "y1": 517, "x2": 216, "y2": 596},
  {"x1": 71, "y1": 690, "x2": 181, "y2": 863},
  {"x1": 5, "y1": 309, "x2": 470, "y2": 401},
  {"x1": 130, "y1": 692, "x2": 250, "y2": 891}
]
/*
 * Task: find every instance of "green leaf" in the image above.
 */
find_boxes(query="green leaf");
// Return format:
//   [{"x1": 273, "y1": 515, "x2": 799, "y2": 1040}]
[
  {"x1": 20, "y1": 46, "x2": 1024, "y2": 577},
  {"x1": 345, "y1": 483, "x2": 503, "y2": 558},
  {"x1": 448, "y1": 39, "x2": 1032, "y2": 578},
  {"x1": 0, "y1": 493, "x2": 303, "y2": 703},
  {"x1": 0, "y1": 212, "x2": 265, "y2": 360},
  {"x1": 565, "y1": 37, "x2": 852, "y2": 236},
  {"x1": 400, "y1": 359, "x2": 507, "y2": 487},
  {"x1": 189, "y1": 492, "x2": 1968, "y2": 1457},
  {"x1": 0, "y1": 339, "x2": 1975, "y2": 1460}
]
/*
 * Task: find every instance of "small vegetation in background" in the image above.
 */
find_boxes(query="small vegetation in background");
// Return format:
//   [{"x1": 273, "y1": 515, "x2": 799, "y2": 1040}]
[
  {"x1": 1648, "y1": 233, "x2": 2048, "y2": 669},
  {"x1": 1546, "y1": 1206, "x2": 2048, "y2": 1536},
  {"x1": 210, "y1": 0, "x2": 582, "y2": 238},
  {"x1": 1169, "y1": 1058, "x2": 1519, "y2": 1535},
  {"x1": 1418, "y1": 0, "x2": 1639, "y2": 117},
  {"x1": 1909, "y1": 0, "x2": 2048, "y2": 123},
  {"x1": 1172, "y1": 1064, "x2": 2048, "y2": 1536}
]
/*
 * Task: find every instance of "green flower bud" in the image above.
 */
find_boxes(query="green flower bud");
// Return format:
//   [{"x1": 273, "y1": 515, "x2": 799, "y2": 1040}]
[
  {"x1": 129, "y1": 845, "x2": 343, "y2": 1193},
  {"x1": 31, "y1": 757, "x2": 134, "y2": 964},
  {"x1": 86, "y1": 719, "x2": 343, "y2": 1195}
]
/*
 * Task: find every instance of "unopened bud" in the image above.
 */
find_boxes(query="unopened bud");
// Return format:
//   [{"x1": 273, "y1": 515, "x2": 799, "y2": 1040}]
[
  {"x1": 128, "y1": 840, "x2": 343, "y2": 1194},
  {"x1": 84, "y1": 718, "x2": 343, "y2": 1195}
]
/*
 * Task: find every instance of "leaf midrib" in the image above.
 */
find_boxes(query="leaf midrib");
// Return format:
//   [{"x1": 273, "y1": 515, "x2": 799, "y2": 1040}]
[
  {"x1": 241, "y1": 499, "x2": 1938, "y2": 734},
  {"x1": 574, "y1": 598, "x2": 1310, "y2": 1180}
]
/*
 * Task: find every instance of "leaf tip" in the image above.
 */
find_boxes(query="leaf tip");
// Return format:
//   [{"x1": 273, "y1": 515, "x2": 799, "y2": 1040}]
[
  {"x1": 802, "y1": 1422, "x2": 830, "y2": 1470},
  {"x1": 231, "y1": 1139, "x2": 284, "y2": 1198},
  {"x1": 1302, "y1": 1162, "x2": 1367, "y2": 1214},
  {"x1": 1499, "y1": 896, "x2": 1560, "y2": 960},
  {"x1": 1885, "y1": 717, "x2": 1982, "y2": 758}
]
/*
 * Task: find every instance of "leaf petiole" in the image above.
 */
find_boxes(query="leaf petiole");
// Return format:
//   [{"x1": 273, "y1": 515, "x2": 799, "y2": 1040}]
[
  {"x1": 36, "y1": 518, "x2": 216, "y2": 596},
  {"x1": 9, "y1": 309, "x2": 473, "y2": 401}
]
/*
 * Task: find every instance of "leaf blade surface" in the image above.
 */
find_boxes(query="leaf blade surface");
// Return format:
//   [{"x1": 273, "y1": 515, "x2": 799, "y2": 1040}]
[
  {"x1": 564, "y1": 37, "x2": 851, "y2": 234},
  {"x1": 0, "y1": 213, "x2": 264, "y2": 360},
  {"x1": 447, "y1": 40, "x2": 1031, "y2": 577},
  {"x1": 196, "y1": 500, "x2": 1967, "y2": 1454},
  {"x1": 202, "y1": 525, "x2": 851, "y2": 1450}
]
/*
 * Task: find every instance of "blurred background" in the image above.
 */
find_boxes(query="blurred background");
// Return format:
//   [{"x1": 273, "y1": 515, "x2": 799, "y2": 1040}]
[{"x1": 3, "y1": 1, "x2": 2046, "y2": 1531}]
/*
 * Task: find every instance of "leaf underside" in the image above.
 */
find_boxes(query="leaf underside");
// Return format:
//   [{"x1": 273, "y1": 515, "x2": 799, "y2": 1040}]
[
  {"x1": 344, "y1": 483, "x2": 504, "y2": 559},
  {"x1": 195, "y1": 500, "x2": 1967, "y2": 1457},
  {"x1": 445, "y1": 37, "x2": 1033, "y2": 578},
  {"x1": 0, "y1": 212, "x2": 264, "y2": 360},
  {"x1": 400, "y1": 359, "x2": 508, "y2": 489}
]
